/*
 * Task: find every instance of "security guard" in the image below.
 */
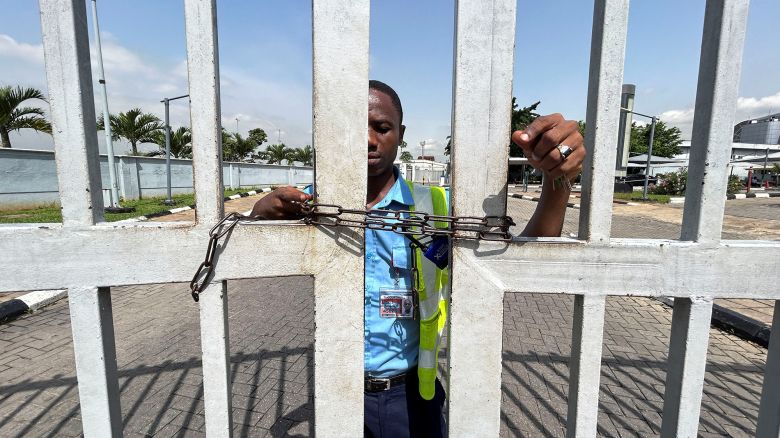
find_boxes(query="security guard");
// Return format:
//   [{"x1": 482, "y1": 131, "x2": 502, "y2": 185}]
[{"x1": 250, "y1": 80, "x2": 585, "y2": 437}]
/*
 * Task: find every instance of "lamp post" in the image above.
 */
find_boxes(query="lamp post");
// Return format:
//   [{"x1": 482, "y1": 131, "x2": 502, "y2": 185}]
[
  {"x1": 91, "y1": 0, "x2": 133, "y2": 213},
  {"x1": 160, "y1": 94, "x2": 189, "y2": 205},
  {"x1": 620, "y1": 107, "x2": 658, "y2": 201}
]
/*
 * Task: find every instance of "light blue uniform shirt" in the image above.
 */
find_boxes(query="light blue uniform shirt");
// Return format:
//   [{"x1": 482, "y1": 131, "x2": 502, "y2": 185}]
[
  {"x1": 363, "y1": 171, "x2": 418, "y2": 378},
  {"x1": 305, "y1": 170, "x2": 418, "y2": 378}
]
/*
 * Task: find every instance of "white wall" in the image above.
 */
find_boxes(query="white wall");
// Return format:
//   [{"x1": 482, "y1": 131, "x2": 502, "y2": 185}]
[{"x1": 0, "y1": 148, "x2": 313, "y2": 209}]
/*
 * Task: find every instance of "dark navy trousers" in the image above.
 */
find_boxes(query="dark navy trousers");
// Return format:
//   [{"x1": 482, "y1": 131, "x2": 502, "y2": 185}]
[{"x1": 364, "y1": 375, "x2": 447, "y2": 438}]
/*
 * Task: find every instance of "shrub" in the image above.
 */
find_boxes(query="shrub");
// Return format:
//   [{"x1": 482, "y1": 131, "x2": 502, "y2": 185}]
[
  {"x1": 726, "y1": 175, "x2": 743, "y2": 194},
  {"x1": 651, "y1": 168, "x2": 687, "y2": 195}
]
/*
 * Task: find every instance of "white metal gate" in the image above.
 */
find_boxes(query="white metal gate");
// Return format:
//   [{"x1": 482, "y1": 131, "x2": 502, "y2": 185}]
[{"x1": 2, "y1": 0, "x2": 779, "y2": 437}]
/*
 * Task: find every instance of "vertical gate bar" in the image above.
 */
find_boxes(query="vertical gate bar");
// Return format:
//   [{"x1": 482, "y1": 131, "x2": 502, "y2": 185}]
[
  {"x1": 756, "y1": 300, "x2": 780, "y2": 437},
  {"x1": 680, "y1": 0, "x2": 750, "y2": 243},
  {"x1": 577, "y1": 0, "x2": 630, "y2": 243},
  {"x1": 449, "y1": 0, "x2": 516, "y2": 436},
  {"x1": 39, "y1": 0, "x2": 104, "y2": 226},
  {"x1": 184, "y1": 0, "x2": 224, "y2": 225},
  {"x1": 311, "y1": 0, "x2": 368, "y2": 436},
  {"x1": 566, "y1": 294, "x2": 606, "y2": 437},
  {"x1": 68, "y1": 286, "x2": 121, "y2": 437},
  {"x1": 199, "y1": 280, "x2": 233, "y2": 437},
  {"x1": 450, "y1": 0, "x2": 516, "y2": 217},
  {"x1": 661, "y1": 297, "x2": 714, "y2": 437}
]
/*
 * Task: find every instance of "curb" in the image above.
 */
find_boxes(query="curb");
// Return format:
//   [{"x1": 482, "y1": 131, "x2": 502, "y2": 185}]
[
  {"x1": 655, "y1": 297, "x2": 770, "y2": 348},
  {"x1": 0, "y1": 289, "x2": 68, "y2": 323},
  {"x1": 727, "y1": 192, "x2": 779, "y2": 200},
  {"x1": 511, "y1": 193, "x2": 639, "y2": 209},
  {"x1": 117, "y1": 186, "x2": 308, "y2": 223}
]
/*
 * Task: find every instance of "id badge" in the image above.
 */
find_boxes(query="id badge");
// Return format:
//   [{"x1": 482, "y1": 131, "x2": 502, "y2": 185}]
[{"x1": 379, "y1": 289, "x2": 414, "y2": 319}]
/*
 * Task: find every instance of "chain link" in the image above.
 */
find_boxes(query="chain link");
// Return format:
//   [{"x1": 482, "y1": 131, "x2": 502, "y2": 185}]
[{"x1": 189, "y1": 203, "x2": 515, "y2": 301}]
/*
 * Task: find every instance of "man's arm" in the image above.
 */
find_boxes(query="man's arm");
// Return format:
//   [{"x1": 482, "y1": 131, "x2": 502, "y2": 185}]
[{"x1": 511, "y1": 114, "x2": 586, "y2": 237}]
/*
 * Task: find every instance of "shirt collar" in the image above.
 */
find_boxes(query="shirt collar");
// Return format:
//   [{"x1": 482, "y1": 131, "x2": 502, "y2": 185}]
[{"x1": 375, "y1": 167, "x2": 415, "y2": 208}]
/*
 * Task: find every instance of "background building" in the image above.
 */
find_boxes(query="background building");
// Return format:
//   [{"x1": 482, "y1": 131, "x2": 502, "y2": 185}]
[{"x1": 733, "y1": 112, "x2": 780, "y2": 144}]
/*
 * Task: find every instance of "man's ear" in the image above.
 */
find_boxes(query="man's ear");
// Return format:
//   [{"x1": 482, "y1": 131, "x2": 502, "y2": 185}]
[{"x1": 399, "y1": 124, "x2": 406, "y2": 143}]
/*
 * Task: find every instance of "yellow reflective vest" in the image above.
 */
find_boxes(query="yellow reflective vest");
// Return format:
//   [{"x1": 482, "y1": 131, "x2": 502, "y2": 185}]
[{"x1": 405, "y1": 181, "x2": 449, "y2": 400}]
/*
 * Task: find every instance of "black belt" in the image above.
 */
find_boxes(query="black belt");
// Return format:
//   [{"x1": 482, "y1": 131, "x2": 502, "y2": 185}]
[{"x1": 365, "y1": 368, "x2": 415, "y2": 392}]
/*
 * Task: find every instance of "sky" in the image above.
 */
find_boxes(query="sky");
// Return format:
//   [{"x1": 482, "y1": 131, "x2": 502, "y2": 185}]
[{"x1": 1, "y1": 0, "x2": 779, "y2": 161}]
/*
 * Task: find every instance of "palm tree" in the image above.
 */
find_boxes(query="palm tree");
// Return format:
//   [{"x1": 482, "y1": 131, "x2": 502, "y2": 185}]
[
  {"x1": 151, "y1": 126, "x2": 192, "y2": 158},
  {"x1": 223, "y1": 132, "x2": 259, "y2": 162},
  {"x1": 289, "y1": 145, "x2": 313, "y2": 166},
  {"x1": 0, "y1": 86, "x2": 52, "y2": 148},
  {"x1": 262, "y1": 143, "x2": 292, "y2": 165},
  {"x1": 97, "y1": 108, "x2": 163, "y2": 155}
]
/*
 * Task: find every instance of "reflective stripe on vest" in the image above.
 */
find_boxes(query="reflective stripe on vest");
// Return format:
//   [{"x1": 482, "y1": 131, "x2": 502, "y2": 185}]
[{"x1": 405, "y1": 180, "x2": 449, "y2": 401}]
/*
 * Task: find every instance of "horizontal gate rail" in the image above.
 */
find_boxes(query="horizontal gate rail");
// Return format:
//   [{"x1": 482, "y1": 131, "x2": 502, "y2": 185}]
[{"x1": 2, "y1": 0, "x2": 776, "y2": 436}]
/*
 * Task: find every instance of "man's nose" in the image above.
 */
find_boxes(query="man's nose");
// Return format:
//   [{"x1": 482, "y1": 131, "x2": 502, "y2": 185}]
[{"x1": 368, "y1": 128, "x2": 378, "y2": 149}]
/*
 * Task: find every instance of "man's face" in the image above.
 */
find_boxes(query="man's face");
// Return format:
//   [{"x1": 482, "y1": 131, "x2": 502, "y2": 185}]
[{"x1": 368, "y1": 89, "x2": 405, "y2": 177}]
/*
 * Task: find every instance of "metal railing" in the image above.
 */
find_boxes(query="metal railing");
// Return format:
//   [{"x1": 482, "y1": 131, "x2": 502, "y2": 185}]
[{"x1": 0, "y1": 0, "x2": 777, "y2": 437}]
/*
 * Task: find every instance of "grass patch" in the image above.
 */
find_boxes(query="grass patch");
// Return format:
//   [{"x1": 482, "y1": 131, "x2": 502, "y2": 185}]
[
  {"x1": 613, "y1": 192, "x2": 671, "y2": 203},
  {"x1": 0, "y1": 187, "x2": 266, "y2": 224}
]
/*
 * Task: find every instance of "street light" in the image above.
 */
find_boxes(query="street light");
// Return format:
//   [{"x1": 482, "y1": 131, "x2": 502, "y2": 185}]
[
  {"x1": 160, "y1": 94, "x2": 190, "y2": 205},
  {"x1": 621, "y1": 107, "x2": 657, "y2": 201},
  {"x1": 90, "y1": 0, "x2": 133, "y2": 213}
]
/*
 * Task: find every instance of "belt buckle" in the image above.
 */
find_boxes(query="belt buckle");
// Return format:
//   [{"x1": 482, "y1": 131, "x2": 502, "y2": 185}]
[{"x1": 368, "y1": 377, "x2": 391, "y2": 391}]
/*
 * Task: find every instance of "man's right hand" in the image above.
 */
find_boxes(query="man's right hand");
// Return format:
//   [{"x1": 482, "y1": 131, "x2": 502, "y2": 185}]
[{"x1": 249, "y1": 186, "x2": 312, "y2": 219}]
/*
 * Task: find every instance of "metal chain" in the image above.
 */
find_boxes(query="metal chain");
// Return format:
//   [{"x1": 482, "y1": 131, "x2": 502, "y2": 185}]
[{"x1": 189, "y1": 203, "x2": 515, "y2": 301}]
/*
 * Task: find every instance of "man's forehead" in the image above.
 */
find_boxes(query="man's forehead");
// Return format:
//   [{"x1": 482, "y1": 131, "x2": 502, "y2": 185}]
[{"x1": 369, "y1": 89, "x2": 399, "y2": 120}]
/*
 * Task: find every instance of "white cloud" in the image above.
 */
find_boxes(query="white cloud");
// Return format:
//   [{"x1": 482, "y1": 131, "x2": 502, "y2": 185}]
[
  {"x1": 659, "y1": 91, "x2": 780, "y2": 139},
  {"x1": 1, "y1": 32, "x2": 316, "y2": 153}
]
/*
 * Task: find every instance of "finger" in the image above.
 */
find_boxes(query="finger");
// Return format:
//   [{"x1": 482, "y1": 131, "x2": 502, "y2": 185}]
[
  {"x1": 514, "y1": 113, "x2": 564, "y2": 148},
  {"x1": 277, "y1": 187, "x2": 312, "y2": 203},
  {"x1": 511, "y1": 131, "x2": 533, "y2": 157},
  {"x1": 547, "y1": 143, "x2": 586, "y2": 180},
  {"x1": 532, "y1": 120, "x2": 579, "y2": 166}
]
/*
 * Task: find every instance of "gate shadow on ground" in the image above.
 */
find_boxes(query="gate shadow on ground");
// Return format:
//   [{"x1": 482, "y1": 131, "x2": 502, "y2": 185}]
[
  {"x1": 499, "y1": 293, "x2": 767, "y2": 437},
  {"x1": 0, "y1": 346, "x2": 314, "y2": 437}
]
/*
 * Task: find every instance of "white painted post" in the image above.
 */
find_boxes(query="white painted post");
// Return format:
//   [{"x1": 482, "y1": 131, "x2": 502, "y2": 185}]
[
  {"x1": 756, "y1": 300, "x2": 780, "y2": 437},
  {"x1": 661, "y1": 297, "x2": 714, "y2": 437},
  {"x1": 184, "y1": 0, "x2": 224, "y2": 225},
  {"x1": 311, "y1": 0, "x2": 368, "y2": 436},
  {"x1": 199, "y1": 281, "x2": 233, "y2": 437},
  {"x1": 681, "y1": 0, "x2": 750, "y2": 243},
  {"x1": 577, "y1": 0, "x2": 630, "y2": 243},
  {"x1": 567, "y1": 1, "x2": 629, "y2": 435},
  {"x1": 68, "y1": 286, "x2": 122, "y2": 437},
  {"x1": 39, "y1": 0, "x2": 104, "y2": 226},
  {"x1": 449, "y1": 0, "x2": 516, "y2": 435},
  {"x1": 566, "y1": 294, "x2": 606, "y2": 437}
]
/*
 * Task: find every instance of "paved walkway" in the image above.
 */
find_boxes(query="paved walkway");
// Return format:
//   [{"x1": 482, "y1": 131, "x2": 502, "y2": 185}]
[{"x1": 0, "y1": 278, "x2": 770, "y2": 437}]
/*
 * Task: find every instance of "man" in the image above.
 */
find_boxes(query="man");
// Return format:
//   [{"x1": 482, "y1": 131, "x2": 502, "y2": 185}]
[{"x1": 250, "y1": 80, "x2": 585, "y2": 437}]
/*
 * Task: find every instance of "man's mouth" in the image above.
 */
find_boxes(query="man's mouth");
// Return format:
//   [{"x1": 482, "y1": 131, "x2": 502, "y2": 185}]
[{"x1": 367, "y1": 153, "x2": 381, "y2": 164}]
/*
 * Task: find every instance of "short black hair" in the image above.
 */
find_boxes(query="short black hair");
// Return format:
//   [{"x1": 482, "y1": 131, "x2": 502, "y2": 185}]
[{"x1": 369, "y1": 79, "x2": 403, "y2": 125}]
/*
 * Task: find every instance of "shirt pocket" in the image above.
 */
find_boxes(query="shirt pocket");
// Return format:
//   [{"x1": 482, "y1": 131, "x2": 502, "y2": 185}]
[{"x1": 391, "y1": 241, "x2": 411, "y2": 270}]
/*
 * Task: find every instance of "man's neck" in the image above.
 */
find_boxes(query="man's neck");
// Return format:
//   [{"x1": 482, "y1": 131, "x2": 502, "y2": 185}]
[{"x1": 366, "y1": 167, "x2": 396, "y2": 209}]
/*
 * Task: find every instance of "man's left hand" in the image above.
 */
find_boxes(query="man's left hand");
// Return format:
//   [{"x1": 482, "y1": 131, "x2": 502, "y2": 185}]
[{"x1": 511, "y1": 113, "x2": 585, "y2": 183}]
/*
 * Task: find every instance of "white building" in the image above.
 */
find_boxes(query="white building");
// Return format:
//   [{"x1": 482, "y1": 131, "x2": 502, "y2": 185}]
[{"x1": 395, "y1": 159, "x2": 449, "y2": 185}]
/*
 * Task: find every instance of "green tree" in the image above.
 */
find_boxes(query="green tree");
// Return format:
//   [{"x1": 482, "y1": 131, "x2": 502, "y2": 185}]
[
  {"x1": 444, "y1": 136, "x2": 451, "y2": 156},
  {"x1": 261, "y1": 143, "x2": 292, "y2": 164},
  {"x1": 248, "y1": 128, "x2": 267, "y2": 147},
  {"x1": 150, "y1": 126, "x2": 192, "y2": 158},
  {"x1": 223, "y1": 131, "x2": 260, "y2": 162},
  {"x1": 509, "y1": 98, "x2": 541, "y2": 157},
  {"x1": 629, "y1": 120, "x2": 682, "y2": 158},
  {"x1": 288, "y1": 145, "x2": 314, "y2": 166},
  {"x1": 0, "y1": 85, "x2": 52, "y2": 148},
  {"x1": 400, "y1": 151, "x2": 413, "y2": 162},
  {"x1": 97, "y1": 108, "x2": 163, "y2": 155}
]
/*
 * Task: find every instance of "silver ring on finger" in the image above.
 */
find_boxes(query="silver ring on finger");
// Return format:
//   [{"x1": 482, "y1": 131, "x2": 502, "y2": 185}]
[{"x1": 556, "y1": 144, "x2": 574, "y2": 161}]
